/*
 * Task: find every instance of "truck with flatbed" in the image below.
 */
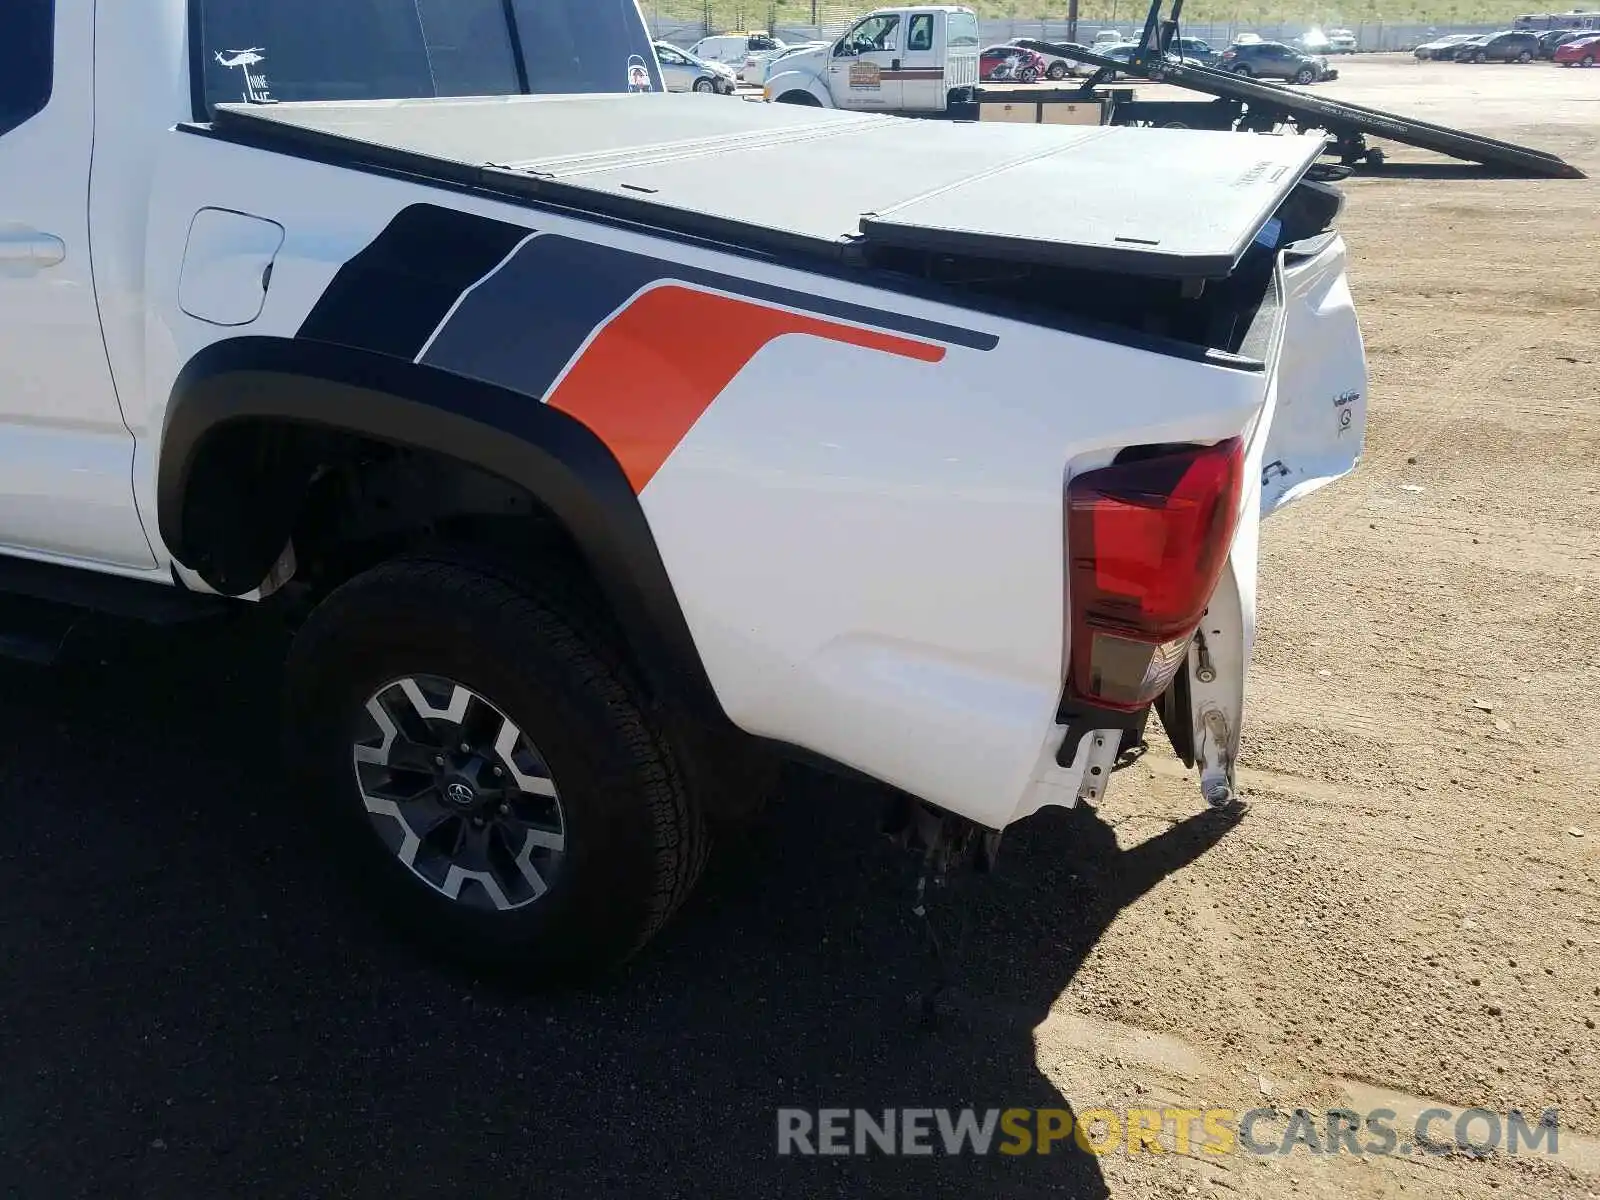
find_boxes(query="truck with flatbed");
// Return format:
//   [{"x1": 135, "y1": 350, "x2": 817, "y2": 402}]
[
  {"x1": 762, "y1": 2, "x2": 1584, "y2": 176},
  {"x1": 0, "y1": 0, "x2": 1368, "y2": 978}
]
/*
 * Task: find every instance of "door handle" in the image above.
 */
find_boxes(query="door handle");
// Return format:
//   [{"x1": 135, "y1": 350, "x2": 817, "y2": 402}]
[{"x1": 0, "y1": 229, "x2": 67, "y2": 268}]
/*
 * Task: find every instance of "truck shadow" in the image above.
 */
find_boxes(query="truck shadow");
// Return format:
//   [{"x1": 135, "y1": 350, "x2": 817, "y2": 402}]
[{"x1": 0, "y1": 609, "x2": 1241, "y2": 1198}]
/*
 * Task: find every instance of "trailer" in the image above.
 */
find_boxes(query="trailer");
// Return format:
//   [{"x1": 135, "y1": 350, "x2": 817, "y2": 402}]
[{"x1": 1012, "y1": 0, "x2": 1585, "y2": 179}]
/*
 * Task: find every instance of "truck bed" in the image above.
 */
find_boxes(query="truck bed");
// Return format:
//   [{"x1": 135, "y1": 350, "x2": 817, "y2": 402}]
[{"x1": 200, "y1": 93, "x2": 1326, "y2": 281}]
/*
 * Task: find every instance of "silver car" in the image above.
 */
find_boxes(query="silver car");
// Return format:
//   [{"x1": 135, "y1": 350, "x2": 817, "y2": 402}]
[{"x1": 653, "y1": 43, "x2": 738, "y2": 94}]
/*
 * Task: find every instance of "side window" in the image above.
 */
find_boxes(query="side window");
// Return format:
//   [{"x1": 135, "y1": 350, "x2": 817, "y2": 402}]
[
  {"x1": 907, "y1": 15, "x2": 934, "y2": 52},
  {"x1": 947, "y1": 12, "x2": 980, "y2": 48},
  {"x1": 0, "y1": 0, "x2": 55, "y2": 138},
  {"x1": 842, "y1": 15, "x2": 900, "y2": 54}
]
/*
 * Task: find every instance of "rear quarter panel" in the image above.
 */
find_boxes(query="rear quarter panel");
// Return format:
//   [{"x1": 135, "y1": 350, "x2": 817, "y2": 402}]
[{"x1": 137, "y1": 128, "x2": 1270, "y2": 827}]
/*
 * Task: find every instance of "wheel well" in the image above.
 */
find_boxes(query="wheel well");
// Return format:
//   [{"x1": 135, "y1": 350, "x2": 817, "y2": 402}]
[
  {"x1": 179, "y1": 418, "x2": 590, "y2": 606},
  {"x1": 179, "y1": 415, "x2": 775, "y2": 819},
  {"x1": 775, "y1": 89, "x2": 821, "y2": 105}
]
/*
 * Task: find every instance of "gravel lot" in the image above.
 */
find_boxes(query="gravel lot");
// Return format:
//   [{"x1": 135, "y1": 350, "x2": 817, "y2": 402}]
[{"x1": 1, "y1": 57, "x2": 1596, "y2": 1200}]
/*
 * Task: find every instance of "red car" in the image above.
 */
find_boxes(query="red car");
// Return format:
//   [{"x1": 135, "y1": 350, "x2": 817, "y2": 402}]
[
  {"x1": 980, "y1": 45, "x2": 1048, "y2": 82},
  {"x1": 1553, "y1": 34, "x2": 1599, "y2": 65}
]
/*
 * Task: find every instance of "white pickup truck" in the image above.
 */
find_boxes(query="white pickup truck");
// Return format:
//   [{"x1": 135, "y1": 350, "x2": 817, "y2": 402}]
[
  {"x1": 0, "y1": 0, "x2": 1367, "y2": 978},
  {"x1": 765, "y1": 5, "x2": 983, "y2": 111}
]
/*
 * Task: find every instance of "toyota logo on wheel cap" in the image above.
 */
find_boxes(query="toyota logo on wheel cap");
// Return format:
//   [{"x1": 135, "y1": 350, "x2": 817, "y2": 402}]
[{"x1": 445, "y1": 782, "x2": 477, "y2": 807}]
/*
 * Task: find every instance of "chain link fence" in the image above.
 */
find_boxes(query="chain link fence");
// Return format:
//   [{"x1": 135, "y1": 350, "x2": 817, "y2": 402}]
[
  {"x1": 644, "y1": 4, "x2": 1508, "y2": 51},
  {"x1": 642, "y1": 3, "x2": 864, "y2": 42}
]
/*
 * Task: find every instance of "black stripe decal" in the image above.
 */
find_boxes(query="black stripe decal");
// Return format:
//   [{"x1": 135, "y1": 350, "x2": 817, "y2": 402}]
[
  {"x1": 297, "y1": 205, "x2": 532, "y2": 360},
  {"x1": 420, "y1": 233, "x2": 997, "y2": 401}
]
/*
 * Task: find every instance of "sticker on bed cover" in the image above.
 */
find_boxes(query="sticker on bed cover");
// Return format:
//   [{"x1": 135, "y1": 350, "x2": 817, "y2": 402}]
[
  {"x1": 216, "y1": 47, "x2": 275, "y2": 104},
  {"x1": 628, "y1": 55, "x2": 654, "y2": 92}
]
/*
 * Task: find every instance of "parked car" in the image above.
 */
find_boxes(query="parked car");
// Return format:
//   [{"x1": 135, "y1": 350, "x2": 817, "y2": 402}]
[
  {"x1": 1449, "y1": 34, "x2": 1493, "y2": 59},
  {"x1": 980, "y1": 44, "x2": 1047, "y2": 82},
  {"x1": 653, "y1": 42, "x2": 737, "y2": 94},
  {"x1": 1327, "y1": 28, "x2": 1359, "y2": 52},
  {"x1": 1009, "y1": 37, "x2": 1091, "y2": 79},
  {"x1": 741, "y1": 45, "x2": 799, "y2": 84},
  {"x1": 1092, "y1": 29, "x2": 1125, "y2": 46},
  {"x1": 1553, "y1": 32, "x2": 1600, "y2": 62},
  {"x1": 689, "y1": 31, "x2": 787, "y2": 81},
  {"x1": 1298, "y1": 27, "x2": 1333, "y2": 53},
  {"x1": 1170, "y1": 36, "x2": 1222, "y2": 65},
  {"x1": 1539, "y1": 28, "x2": 1591, "y2": 56},
  {"x1": 749, "y1": 41, "x2": 829, "y2": 86},
  {"x1": 1414, "y1": 33, "x2": 1478, "y2": 60},
  {"x1": 1097, "y1": 41, "x2": 1140, "y2": 78},
  {"x1": 1453, "y1": 31, "x2": 1540, "y2": 61},
  {"x1": 1218, "y1": 40, "x2": 1334, "y2": 83}
]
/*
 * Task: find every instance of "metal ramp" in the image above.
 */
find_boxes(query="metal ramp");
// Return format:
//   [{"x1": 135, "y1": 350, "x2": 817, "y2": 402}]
[{"x1": 1013, "y1": 24, "x2": 1584, "y2": 179}]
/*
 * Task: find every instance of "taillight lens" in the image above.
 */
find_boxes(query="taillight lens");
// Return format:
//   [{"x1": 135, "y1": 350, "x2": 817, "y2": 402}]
[{"x1": 1065, "y1": 439, "x2": 1245, "y2": 711}]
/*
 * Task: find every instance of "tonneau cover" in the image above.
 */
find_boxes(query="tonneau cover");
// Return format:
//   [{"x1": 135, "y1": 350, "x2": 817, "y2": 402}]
[{"x1": 209, "y1": 93, "x2": 1327, "y2": 280}]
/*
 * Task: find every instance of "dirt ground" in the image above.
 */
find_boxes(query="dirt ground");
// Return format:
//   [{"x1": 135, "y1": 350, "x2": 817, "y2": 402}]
[
  {"x1": 1056, "y1": 56, "x2": 1600, "y2": 1200},
  {"x1": 1, "y1": 56, "x2": 1596, "y2": 1200}
]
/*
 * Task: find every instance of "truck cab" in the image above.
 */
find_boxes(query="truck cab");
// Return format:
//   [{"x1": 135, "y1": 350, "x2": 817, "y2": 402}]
[{"x1": 763, "y1": 5, "x2": 980, "y2": 112}]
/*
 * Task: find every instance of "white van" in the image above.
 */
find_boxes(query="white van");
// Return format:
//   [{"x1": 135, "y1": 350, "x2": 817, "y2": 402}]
[{"x1": 689, "y1": 31, "x2": 787, "y2": 80}]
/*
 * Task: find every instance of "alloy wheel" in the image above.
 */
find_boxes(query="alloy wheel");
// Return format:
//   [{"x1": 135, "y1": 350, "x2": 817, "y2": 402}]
[{"x1": 352, "y1": 675, "x2": 567, "y2": 913}]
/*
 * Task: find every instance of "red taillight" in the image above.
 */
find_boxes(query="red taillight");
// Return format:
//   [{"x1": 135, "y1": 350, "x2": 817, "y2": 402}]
[{"x1": 1065, "y1": 439, "x2": 1245, "y2": 711}]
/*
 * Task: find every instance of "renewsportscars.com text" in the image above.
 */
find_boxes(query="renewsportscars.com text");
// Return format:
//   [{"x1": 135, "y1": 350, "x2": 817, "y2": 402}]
[{"x1": 776, "y1": 1106, "x2": 1563, "y2": 1158}]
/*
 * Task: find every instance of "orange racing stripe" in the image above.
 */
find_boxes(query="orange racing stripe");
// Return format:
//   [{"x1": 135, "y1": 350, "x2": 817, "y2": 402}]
[{"x1": 545, "y1": 285, "x2": 947, "y2": 492}]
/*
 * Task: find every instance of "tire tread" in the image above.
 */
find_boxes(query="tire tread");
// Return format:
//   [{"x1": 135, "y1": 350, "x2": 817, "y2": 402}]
[{"x1": 287, "y1": 553, "x2": 708, "y2": 972}]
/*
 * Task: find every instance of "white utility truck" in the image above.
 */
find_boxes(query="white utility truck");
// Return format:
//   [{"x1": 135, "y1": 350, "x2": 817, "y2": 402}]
[
  {"x1": 765, "y1": 6, "x2": 983, "y2": 110},
  {"x1": 0, "y1": 0, "x2": 1367, "y2": 977}
]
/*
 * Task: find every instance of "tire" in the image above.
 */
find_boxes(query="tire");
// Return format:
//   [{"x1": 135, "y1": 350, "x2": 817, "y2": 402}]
[
  {"x1": 1019, "y1": 66, "x2": 1039, "y2": 83},
  {"x1": 1231, "y1": 64, "x2": 1252, "y2": 76},
  {"x1": 1517, "y1": 50, "x2": 1533, "y2": 62},
  {"x1": 1047, "y1": 61, "x2": 1069, "y2": 80},
  {"x1": 286, "y1": 555, "x2": 708, "y2": 981},
  {"x1": 1584, "y1": 54, "x2": 1595, "y2": 66},
  {"x1": 1474, "y1": 50, "x2": 1487, "y2": 63},
  {"x1": 1294, "y1": 66, "x2": 1317, "y2": 84},
  {"x1": 693, "y1": 77, "x2": 716, "y2": 93}
]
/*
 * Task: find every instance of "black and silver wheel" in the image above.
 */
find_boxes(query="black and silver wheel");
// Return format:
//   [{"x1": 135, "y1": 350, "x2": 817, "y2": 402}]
[
  {"x1": 1047, "y1": 61, "x2": 1069, "y2": 80},
  {"x1": 1231, "y1": 64, "x2": 1252, "y2": 76},
  {"x1": 1019, "y1": 66, "x2": 1039, "y2": 83},
  {"x1": 1517, "y1": 50, "x2": 1533, "y2": 62},
  {"x1": 694, "y1": 77, "x2": 717, "y2": 93},
  {"x1": 288, "y1": 555, "x2": 708, "y2": 980},
  {"x1": 1294, "y1": 65, "x2": 1317, "y2": 84},
  {"x1": 353, "y1": 675, "x2": 568, "y2": 913}
]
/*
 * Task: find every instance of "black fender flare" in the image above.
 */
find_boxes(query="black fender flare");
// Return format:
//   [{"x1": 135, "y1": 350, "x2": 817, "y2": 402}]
[{"x1": 159, "y1": 335, "x2": 730, "y2": 730}]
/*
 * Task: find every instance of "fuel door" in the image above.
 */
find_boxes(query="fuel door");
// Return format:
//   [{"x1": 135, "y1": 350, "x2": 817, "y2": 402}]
[{"x1": 178, "y1": 208, "x2": 285, "y2": 327}]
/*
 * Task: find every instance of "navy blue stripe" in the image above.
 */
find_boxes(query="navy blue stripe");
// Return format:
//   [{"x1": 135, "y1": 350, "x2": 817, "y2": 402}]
[
  {"x1": 298, "y1": 205, "x2": 532, "y2": 361},
  {"x1": 420, "y1": 233, "x2": 998, "y2": 401}
]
